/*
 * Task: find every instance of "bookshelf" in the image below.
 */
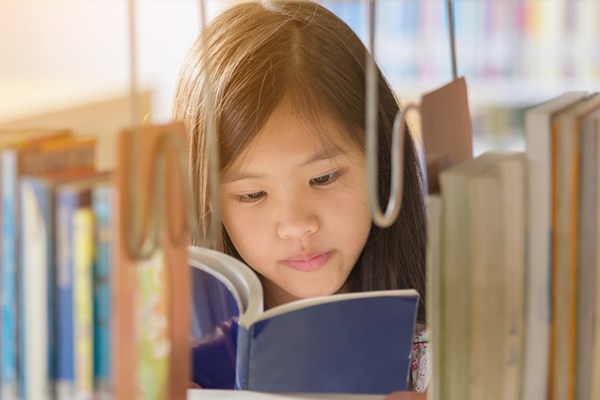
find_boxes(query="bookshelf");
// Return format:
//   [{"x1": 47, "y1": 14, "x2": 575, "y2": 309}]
[{"x1": 2, "y1": 0, "x2": 598, "y2": 398}]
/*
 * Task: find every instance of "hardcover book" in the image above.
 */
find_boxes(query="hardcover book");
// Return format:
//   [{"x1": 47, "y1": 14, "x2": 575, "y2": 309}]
[{"x1": 188, "y1": 246, "x2": 420, "y2": 395}]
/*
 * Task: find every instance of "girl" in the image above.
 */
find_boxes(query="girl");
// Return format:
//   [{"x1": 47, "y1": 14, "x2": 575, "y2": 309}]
[{"x1": 173, "y1": 0, "x2": 429, "y2": 392}]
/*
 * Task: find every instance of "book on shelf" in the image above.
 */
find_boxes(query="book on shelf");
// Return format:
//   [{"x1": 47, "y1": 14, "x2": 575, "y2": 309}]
[
  {"x1": 3, "y1": 133, "x2": 97, "y2": 399},
  {"x1": 522, "y1": 91, "x2": 587, "y2": 400},
  {"x1": 496, "y1": 153, "x2": 526, "y2": 400},
  {"x1": 54, "y1": 173, "x2": 112, "y2": 399},
  {"x1": 0, "y1": 121, "x2": 195, "y2": 399},
  {"x1": 91, "y1": 184, "x2": 114, "y2": 399},
  {"x1": 188, "y1": 246, "x2": 420, "y2": 395},
  {"x1": 73, "y1": 207, "x2": 95, "y2": 399},
  {"x1": 467, "y1": 151, "x2": 525, "y2": 400},
  {"x1": 434, "y1": 150, "x2": 525, "y2": 400},
  {"x1": 0, "y1": 129, "x2": 71, "y2": 399},
  {"x1": 428, "y1": 90, "x2": 600, "y2": 400},
  {"x1": 577, "y1": 106, "x2": 600, "y2": 400},
  {"x1": 549, "y1": 93, "x2": 600, "y2": 400},
  {"x1": 425, "y1": 195, "x2": 441, "y2": 400}
]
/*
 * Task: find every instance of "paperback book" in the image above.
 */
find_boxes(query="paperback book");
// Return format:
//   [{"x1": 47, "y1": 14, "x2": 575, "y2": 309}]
[{"x1": 188, "y1": 246, "x2": 420, "y2": 395}]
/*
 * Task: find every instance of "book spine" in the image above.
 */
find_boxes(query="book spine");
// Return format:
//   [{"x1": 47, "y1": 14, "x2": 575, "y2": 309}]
[
  {"x1": 74, "y1": 208, "x2": 95, "y2": 400},
  {"x1": 55, "y1": 191, "x2": 78, "y2": 399},
  {"x1": 92, "y1": 186, "x2": 113, "y2": 398},
  {"x1": 1, "y1": 151, "x2": 18, "y2": 399},
  {"x1": 19, "y1": 178, "x2": 53, "y2": 399},
  {"x1": 523, "y1": 111, "x2": 553, "y2": 400},
  {"x1": 234, "y1": 325, "x2": 251, "y2": 390}
]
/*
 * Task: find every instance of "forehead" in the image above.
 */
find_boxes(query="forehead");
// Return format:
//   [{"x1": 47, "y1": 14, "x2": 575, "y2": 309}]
[{"x1": 226, "y1": 99, "x2": 362, "y2": 172}]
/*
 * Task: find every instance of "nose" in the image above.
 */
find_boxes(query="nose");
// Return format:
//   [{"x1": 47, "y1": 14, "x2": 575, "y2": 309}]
[{"x1": 276, "y1": 195, "x2": 319, "y2": 240}]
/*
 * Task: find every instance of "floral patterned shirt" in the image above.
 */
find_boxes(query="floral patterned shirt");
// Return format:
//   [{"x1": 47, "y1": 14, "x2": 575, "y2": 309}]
[{"x1": 409, "y1": 323, "x2": 431, "y2": 392}]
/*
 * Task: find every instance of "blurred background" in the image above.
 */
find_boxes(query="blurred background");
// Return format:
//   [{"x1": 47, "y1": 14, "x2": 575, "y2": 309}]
[{"x1": 1, "y1": 0, "x2": 599, "y2": 156}]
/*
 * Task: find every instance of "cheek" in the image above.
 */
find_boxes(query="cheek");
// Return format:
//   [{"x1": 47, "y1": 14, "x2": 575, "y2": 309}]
[
  {"x1": 321, "y1": 185, "x2": 371, "y2": 243},
  {"x1": 221, "y1": 202, "x2": 270, "y2": 263}
]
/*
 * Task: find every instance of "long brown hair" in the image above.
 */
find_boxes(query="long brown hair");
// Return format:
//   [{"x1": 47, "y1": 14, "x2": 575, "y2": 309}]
[{"x1": 173, "y1": 0, "x2": 427, "y2": 321}]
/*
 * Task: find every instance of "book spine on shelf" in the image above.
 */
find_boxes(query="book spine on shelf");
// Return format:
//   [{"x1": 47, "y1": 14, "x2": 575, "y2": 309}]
[
  {"x1": 19, "y1": 177, "x2": 53, "y2": 400},
  {"x1": 55, "y1": 190, "x2": 78, "y2": 399},
  {"x1": 73, "y1": 208, "x2": 95, "y2": 400},
  {"x1": 92, "y1": 186, "x2": 113, "y2": 398},
  {"x1": 1, "y1": 150, "x2": 19, "y2": 399}
]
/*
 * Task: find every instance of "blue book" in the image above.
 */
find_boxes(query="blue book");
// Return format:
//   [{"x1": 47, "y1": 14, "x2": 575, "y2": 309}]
[
  {"x1": 54, "y1": 184, "x2": 89, "y2": 399},
  {"x1": 1, "y1": 150, "x2": 19, "y2": 399},
  {"x1": 188, "y1": 246, "x2": 419, "y2": 395},
  {"x1": 91, "y1": 185, "x2": 113, "y2": 397}
]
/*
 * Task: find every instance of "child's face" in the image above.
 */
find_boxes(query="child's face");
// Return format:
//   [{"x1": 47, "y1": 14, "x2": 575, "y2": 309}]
[{"x1": 220, "y1": 99, "x2": 372, "y2": 306}]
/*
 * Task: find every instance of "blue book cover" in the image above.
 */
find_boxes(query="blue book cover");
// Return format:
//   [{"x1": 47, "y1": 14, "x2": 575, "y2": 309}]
[
  {"x1": 91, "y1": 185, "x2": 113, "y2": 396},
  {"x1": 1, "y1": 150, "x2": 19, "y2": 399},
  {"x1": 54, "y1": 186, "x2": 84, "y2": 398},
  {"x1": 188, "y1": 247, "x2": 419, "y2": 395}
]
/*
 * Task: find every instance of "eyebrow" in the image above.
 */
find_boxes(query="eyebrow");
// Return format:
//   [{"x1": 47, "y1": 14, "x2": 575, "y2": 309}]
[{"x1": 222, "y1": 148, "x2": 346, "y2": 183}]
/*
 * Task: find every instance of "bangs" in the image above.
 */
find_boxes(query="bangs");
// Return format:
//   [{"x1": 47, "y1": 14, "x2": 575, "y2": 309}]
[{"x1": 288, "y1": 87, "x2": 365, "y2": 156}]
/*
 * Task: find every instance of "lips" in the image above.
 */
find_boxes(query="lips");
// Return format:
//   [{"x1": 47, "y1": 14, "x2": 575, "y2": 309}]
[{"x1": 280, "y1": 251, "x2": 333, "y2": 272}]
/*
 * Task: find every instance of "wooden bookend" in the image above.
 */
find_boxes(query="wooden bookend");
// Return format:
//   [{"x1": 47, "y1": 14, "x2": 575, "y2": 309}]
[
  {"x1": 114, "y1": 122, "x2": 190, "y2": 400},
  {"x1": 420, "y1": 77, "x2": 474, "y2": 194}
]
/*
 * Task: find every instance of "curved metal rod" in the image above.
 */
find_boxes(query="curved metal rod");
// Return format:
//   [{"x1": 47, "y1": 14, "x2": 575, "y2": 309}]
[
  {"x1": 367, "y1": 104, "x2": 414, "y2": 228},
  {"x1": 125, "y1": 0, "x2": 208, "y2": 259},
  {"x1": 159, "y1": 132, "x2": 202, "y2": 246},
  {"x1": 125, "y1": 129, "x2": 202, "y2": 260},
  {"x1": 446, "y1": 0, "x2": 458, "y2": 79},
  {"x1": 125, "y1": 0, "x2": 151, "y2": 259},
  {"x1": 365, "y1": 0, "x2": 405, "y2": 228}
]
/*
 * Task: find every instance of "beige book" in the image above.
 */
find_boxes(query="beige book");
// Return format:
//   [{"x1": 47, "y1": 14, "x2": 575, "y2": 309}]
[{"x1": 439, "y1": 151, "x2": 511, "y2": 400}]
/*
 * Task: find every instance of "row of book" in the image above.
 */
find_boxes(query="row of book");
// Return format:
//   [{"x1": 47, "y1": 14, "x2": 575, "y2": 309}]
[
  {"x1": 0, "y1": 125, "x2": 191, "y2": 399},
  {"x1": 327, "y1": 0, "x2": 600, "y2": 83},
  {"x1": 427, "y1": 91, "x2": 600, "y2": 400}
]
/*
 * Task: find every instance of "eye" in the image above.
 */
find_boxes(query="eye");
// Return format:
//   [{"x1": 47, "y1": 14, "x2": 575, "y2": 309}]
[
  {"x1": 239, "y1": 191, "x2": 266, "y2": 203},
  {"x1": 311, "y1": 171, "x2": 338, "y2": 186}
]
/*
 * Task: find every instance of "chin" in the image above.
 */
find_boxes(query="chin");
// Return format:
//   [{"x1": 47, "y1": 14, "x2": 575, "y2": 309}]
[{"x1": 290, "y1": 285, "x2": 340, "y2": 300}]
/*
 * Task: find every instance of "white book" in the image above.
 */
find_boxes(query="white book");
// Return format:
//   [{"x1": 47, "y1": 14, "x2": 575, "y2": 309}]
[{"x1": 20, "y1": 178, "x2": 52, "y2": 400}]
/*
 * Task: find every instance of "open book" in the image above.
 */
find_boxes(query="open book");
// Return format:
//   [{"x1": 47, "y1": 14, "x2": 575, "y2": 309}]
[{"x1": 188, "y1": 246, "x2": 420, "y2": 395}]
